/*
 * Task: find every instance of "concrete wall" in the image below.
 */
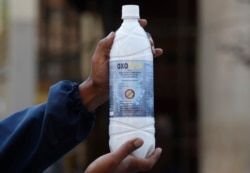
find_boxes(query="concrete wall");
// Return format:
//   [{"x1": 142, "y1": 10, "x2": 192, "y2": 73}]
[
  {"x1": 0, "y1": 0, "x2": 38, "y2": 118},
  {"x1": 198, "y1": 0, "x2": 250, "y2": 172}
]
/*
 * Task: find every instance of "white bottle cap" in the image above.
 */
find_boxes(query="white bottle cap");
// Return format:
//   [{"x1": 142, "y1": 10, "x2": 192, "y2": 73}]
[{"x1": 122, "y1": 5, "x2": 140, "y2": 19}]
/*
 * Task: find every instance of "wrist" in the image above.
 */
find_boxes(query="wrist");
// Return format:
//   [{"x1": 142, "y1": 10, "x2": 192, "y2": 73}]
[{"x1": 78, "y1": 77, "x2": 108, "y2": 111}]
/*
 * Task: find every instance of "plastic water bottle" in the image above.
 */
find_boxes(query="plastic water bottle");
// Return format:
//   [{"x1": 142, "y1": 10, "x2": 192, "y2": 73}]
[{"x1": 109, "y1": 4, "x2": 155, "y2": 158}]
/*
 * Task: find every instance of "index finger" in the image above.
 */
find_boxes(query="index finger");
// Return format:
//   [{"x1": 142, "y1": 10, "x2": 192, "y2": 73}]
[{"x1": 94, "y1": 31, "x2": 115, "y2": 60}]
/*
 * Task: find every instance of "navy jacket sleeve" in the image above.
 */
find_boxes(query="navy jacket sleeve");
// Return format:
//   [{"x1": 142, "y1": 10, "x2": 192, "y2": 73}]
[{"x1": 0, "y1": 80, "x2": 95, "y2": 173}]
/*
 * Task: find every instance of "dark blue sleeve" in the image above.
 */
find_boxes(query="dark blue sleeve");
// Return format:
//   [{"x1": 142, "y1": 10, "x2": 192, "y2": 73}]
[{"x1": 0, "y1": 80, "x2": 95, "y2": 173}]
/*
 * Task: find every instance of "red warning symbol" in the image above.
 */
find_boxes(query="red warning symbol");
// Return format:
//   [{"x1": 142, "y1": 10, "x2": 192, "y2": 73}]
[{"x1": 125, "y1": 89, "x2": 135, "y2": 99}]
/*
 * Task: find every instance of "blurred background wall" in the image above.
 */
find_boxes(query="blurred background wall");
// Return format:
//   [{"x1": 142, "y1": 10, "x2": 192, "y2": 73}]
[
  {"x1": 0, "y1": 0, "x2": 37, "y2": 118},
  {"x1": 0, "y1": 0, "x2": 8, "y2": 117},
  {"x1": 2, "y1": 0, "x2": 250, "y2": 173},
  {"x1": 198, "y1": 0, "x2": 250, "y2": 172}
]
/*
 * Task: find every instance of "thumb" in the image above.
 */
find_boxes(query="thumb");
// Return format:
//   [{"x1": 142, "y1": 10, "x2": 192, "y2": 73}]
[
  {"x1": 96, "y1": 32, "x2": 115, "y2": 52},
  {"x1": 112, "y1": 138, "x2": 144, "y2": 161}
]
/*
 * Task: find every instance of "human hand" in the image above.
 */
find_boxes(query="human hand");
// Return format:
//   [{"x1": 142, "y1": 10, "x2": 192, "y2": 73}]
[
  {"x1": 79, "y1": 19, "x2": 163, "y2": 111},
  {"x1": 84, "y1": 138, "x2": 162, "y2": 173},
  {"x1": 78, "y1": 31, "x2": 115, "y2": 111}
]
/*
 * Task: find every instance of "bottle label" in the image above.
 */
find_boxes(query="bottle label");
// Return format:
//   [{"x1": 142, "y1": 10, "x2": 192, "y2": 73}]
[{"x1": 109, "y1": 60, "x2": 154, "y2": 117}]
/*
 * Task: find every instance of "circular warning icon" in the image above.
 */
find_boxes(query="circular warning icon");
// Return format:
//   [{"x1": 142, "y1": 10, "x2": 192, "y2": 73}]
[{"x1": 125, "y1": 89, "x2": 135, "y2": 99}]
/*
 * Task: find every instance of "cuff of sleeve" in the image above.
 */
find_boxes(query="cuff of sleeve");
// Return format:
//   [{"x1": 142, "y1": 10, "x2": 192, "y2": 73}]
[{"x1": 49, "y1": 80, "x2": 95, "y2": 142}]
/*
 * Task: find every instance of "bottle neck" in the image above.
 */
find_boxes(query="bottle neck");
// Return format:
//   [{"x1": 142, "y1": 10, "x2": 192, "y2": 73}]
[{"x1": 122, "y1": 18, "x2": 140, "y2": 25}]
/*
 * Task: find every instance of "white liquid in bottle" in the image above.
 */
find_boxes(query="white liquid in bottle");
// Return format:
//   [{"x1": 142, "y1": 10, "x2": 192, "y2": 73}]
[{"x1": 109, "y1": 5, "x2": 155, "y2": 158}]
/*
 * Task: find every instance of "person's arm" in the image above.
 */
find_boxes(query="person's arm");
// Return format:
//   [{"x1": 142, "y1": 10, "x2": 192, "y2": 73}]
[
  {"x1": 0, "y1": 30, "x2": 115, "y2": 173},
  {"x1": 0, "y1": 30, "x2": 117, "y2": 173},
  {"x1": 0, "y1": 81, "x2": 95, "y2": 172}
]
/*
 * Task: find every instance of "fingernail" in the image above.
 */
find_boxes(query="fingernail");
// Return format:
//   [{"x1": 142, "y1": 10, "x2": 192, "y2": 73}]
[
  {"x1": 107, "y1": 31, "x2": 114, "y2": 38},
  {"x1": 134, "y1": 138, "x2": 143, "y2": 148}
]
